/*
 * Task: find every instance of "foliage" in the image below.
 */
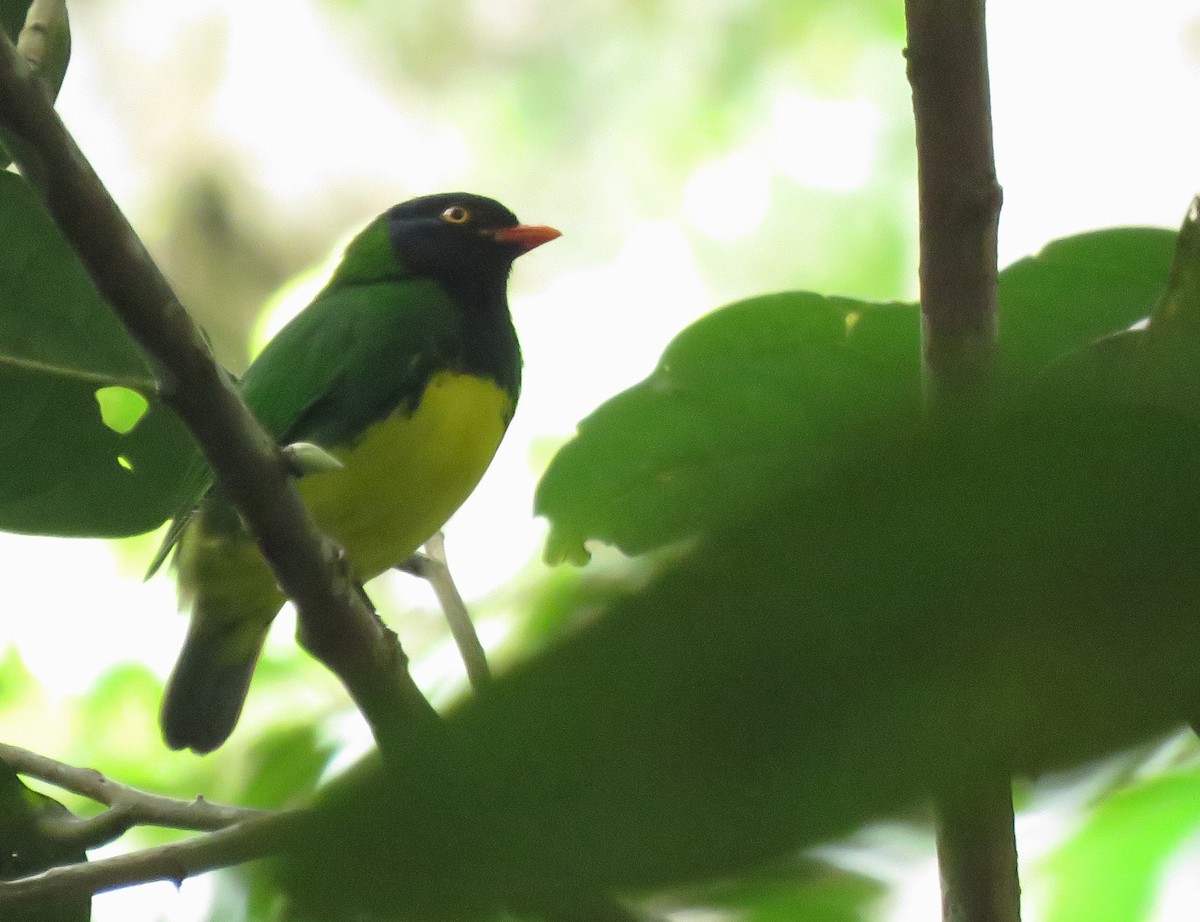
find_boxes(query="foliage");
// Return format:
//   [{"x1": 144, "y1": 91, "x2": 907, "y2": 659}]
[
  {"x1": 536, "y1": 292, "x2": 921, "y2": 562},
  {"x1": 1, "y1": 5, "x2": 1199, "y2": 922},
  {"x1": 275, "y1": 216, "x2": 1200, "y2": 919},
  {"x1": 537, "y1": 228, "x2": 1175, "y2": 562},
  {"x1": 0, "y1": 178, "x2": 1193, "y2": 922},
  {"x1": 0, "y1": 172, "x2": 198, "y2": 536}
]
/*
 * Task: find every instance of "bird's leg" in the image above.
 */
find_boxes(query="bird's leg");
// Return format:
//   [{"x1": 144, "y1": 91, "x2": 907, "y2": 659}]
[{"x1": 396, "y1": 532, "x2": 491, "y2": 692}]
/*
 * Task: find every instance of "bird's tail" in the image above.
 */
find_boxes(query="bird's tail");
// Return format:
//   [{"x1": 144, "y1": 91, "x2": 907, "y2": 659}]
[{"x1": 160, "y1": 607, "x2": 272, "y2": 754}]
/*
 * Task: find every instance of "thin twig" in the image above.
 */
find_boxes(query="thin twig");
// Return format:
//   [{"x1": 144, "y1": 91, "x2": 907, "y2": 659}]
[
  {"x1": 0, "y1": 28, "x2": 435, "y2": 758},
  {"x1": 0, "y1": 810, "x2": 305, "y2": 911},
  {"x1": 0, "y1": 743, "x2": 265, "y2": 849},
  {"x1": 401, "y1": 532, "x2": 492, "y2": 691}
]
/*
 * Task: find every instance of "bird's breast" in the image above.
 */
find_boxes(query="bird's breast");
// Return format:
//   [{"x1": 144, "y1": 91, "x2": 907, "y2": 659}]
[{"x1": 296, "y1": 371, "x2": 514, "y2": 580}]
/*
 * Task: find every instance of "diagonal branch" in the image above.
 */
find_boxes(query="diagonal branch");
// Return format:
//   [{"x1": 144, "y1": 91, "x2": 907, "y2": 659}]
[{"x1": 0, "y1": 29, "x2": 435, "y2": 757}]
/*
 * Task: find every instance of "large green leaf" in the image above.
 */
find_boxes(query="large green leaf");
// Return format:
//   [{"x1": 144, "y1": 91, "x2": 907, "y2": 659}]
[
  {"x1": 0, "y1": 172, "x2": 199, "y2": 536},
  {"x1": 281, "y1": 216, "x2": 1200, "y2": 917},
  {"x1": 278, "y1": 204, "x2": 1200, "y2": 921},
  {"x1": 535, "y1": 292, "x2": 922, "y2": 563},
  {"x1": 284, "y1": 383, "x2": 1200, "y2": 919},
  {"x1": 536, "y1": 228, "x2": 1177, "y2": 563}
]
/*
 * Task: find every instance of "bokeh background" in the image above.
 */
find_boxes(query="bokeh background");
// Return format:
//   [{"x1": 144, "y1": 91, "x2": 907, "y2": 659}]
[{"x1": 3, "y1": 1, "x2": 1200, "y2": 920}]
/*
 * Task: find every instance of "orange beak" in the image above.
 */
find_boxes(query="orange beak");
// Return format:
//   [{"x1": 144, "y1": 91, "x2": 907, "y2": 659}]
[{"x1": 491, "y1": 224, "x2": 562, "y2": 253}]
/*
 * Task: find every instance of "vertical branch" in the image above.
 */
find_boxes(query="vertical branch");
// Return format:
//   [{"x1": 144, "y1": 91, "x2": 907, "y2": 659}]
[
  {"x1": 904, "y1": 3, "x2": 1016, "y2": 922},
  {"x1": 936, "y1": 777, "x2": 1021, "y2": 922},
  {"x1": 905, "y1": 0, "x2": 1002, "y2": 404}
]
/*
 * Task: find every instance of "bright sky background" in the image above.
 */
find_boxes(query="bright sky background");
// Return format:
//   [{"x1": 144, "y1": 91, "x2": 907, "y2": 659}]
[{"x1": 2, "y1": 2, "x2": 1199, "y2": 920}]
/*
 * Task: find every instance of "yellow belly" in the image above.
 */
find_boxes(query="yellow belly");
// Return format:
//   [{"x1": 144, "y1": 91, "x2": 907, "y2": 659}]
[
  {"x1": 297, "y1": 371, "x2": 513, "y2": 579},
  {"x1": 177, "y1": 372, "x2": 513, "y2": 625}
]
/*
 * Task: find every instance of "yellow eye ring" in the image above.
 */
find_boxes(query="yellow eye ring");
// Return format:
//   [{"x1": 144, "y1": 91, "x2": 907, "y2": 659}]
[{"x1": 441, "y1": 206, "x2": 471, "y2": 224}]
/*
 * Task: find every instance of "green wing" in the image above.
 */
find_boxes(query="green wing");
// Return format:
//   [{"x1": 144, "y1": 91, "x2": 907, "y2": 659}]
[
  {"x1": 146, "y1": 273, "x2": 463, "y2": 578},
  {"x1": 241, "y1": 276, "x2": 460, "y2": 446}
]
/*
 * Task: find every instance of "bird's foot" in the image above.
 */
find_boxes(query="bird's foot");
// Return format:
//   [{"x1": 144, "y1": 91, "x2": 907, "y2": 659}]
[{"x1": 281, "y1": 441, "x2": 344, "y2": 478}]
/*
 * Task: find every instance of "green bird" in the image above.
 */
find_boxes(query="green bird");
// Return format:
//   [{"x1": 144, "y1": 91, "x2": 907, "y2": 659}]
[{"x1": 150, "y1": 193, "x2": 560, "y2": 754}]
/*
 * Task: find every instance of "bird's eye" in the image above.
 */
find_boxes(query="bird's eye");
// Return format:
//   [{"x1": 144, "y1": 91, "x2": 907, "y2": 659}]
[{"x1": 441, "y1": 206, "x2": 471, "y2": 224}]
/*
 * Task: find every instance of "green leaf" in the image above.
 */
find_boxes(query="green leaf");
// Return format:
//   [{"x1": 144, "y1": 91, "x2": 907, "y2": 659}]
[
  {"x1": 997, "y1": 227, "x2": 1177, "y2": 378},
  {"x1": 536, "y1": 229, "x2": 1177, "y2": 564},
  {"x1": 0, "y1": 758, "x2": 89, "y2": 922},
  {"x1": 535, "y1": 292, "x2": 921, "y2": 563},
  {"x1": 0, "y1": 171, "x2": 200, "y2": 536},
  {"x1": 286, "y1": 369, "x2": 1200, "y2": 919},
  {"x1": 1041, "y1": 771, "x2": 1200, "y2": 922},
  {"x1": 241, "y1": 724, "x2": 337, "y2": 811},
  {"x1": 677, "y1": 861, "x2": 883, "y2": 922}
]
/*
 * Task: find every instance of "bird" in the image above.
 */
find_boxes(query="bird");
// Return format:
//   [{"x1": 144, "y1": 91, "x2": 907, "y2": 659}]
[{"x1": 149, "y1": 193, "x2": 560, "y2": 754}]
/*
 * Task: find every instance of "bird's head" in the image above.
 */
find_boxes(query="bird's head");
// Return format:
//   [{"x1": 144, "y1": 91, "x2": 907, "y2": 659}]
[{"x1": 385, "y1": 193, "x2": 560, "y2": 292}]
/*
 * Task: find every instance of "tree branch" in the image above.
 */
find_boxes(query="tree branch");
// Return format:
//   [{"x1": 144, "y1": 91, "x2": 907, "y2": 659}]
[
  {"x1": 936, "y1": 778, "x2": 1021, "y2": 922},
  {"x1": 0, "y1": 810, "x2": 304, "y2": 911},
  {"x1": 904, "y1": 3, "x2": 1017, "y2": 922},
  {"x1": 0, "y1": 743, "x2": 265, "y2": 850},
  {"x1": 905, "y1": 0, "x2": 1002, "y2": 405},
  {"x1": 0, "y1": 28, "x2": 435, "y2": 757},
  {"x1": 401, "y1": 532, "x2": 492, "y2": 692}
]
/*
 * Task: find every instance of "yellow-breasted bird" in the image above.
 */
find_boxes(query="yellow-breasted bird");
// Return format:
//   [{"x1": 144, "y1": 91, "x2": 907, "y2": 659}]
[{"x1": 149, "y1": 193, "x2": 560, "y2": 753}]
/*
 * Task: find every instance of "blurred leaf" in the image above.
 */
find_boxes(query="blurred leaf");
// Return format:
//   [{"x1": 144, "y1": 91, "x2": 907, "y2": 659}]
[
  {"x1": 73, "y1": 665, "x2": 189, "y2": 796},
  {"x1": 1041, "y1": 771, "x2": 1200, "y2": 922},
  {"x1": 279, "y1": 210, "x2": 1200, "y2": 919},
  {"x1": 241, "y1": 724, "x2": 337, "y2": 811},
  {"x1": 996, "y1": 227, "x2": 1177, "y2": 378},
  {"x1": 535, "y1": 292, "x2": 921, "y2": 563},
  {"x1": 284, "y1": 372, "x2": 1200, "y2": 918},
  {"x1": 0, "y1": 646, "x2": 37, "y2": 712},
  {"x1": 1039, "y1": 205, "x2": 1200, "y2": 418},
  {"x1": 231, "y1": 717, "x2": 385, "y2": 922},
  {"x1": 672, "y1": 859, "x2": 883, "y2": 922},
  {"x1": 0, "y1": 171, "x2": 200, "y2": 536},
  {"x1": 0, "y1": 758, "x2": 89, "y2": 921}
]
